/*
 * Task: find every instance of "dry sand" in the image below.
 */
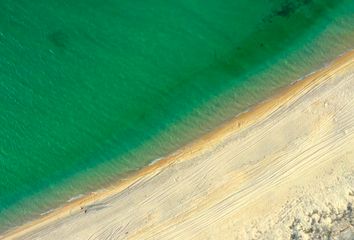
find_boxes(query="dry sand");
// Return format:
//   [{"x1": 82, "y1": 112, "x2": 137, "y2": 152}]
[{"x1": 2, "y1": 51, "x2": 354, "y2": 240}]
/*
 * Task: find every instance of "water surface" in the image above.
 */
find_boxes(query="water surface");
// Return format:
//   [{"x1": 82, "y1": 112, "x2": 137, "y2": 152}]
[{"x1": 0, "y1": 0, "x2": 353, "y2": 232}]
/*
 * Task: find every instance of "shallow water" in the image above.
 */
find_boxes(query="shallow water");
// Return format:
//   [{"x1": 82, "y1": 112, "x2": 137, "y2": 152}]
[{"x1": 0, "y1": 0, "x2": 353, "y2": 232}]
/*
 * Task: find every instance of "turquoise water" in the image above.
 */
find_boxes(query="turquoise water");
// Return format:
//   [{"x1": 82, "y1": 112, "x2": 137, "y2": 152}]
[{"x1": 0, "y1": 0, "x2": 353, "y2": 233}]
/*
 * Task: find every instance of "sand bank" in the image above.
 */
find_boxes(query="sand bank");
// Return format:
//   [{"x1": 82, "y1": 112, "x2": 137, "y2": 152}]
[{"x1": 2, "y1": 50, "x2": 354, "y2": 239}]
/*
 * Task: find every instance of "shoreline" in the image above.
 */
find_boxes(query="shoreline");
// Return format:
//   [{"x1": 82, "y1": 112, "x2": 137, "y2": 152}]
[{"x1": 2, "y1": 49, "x2": 354, "y2": 239}]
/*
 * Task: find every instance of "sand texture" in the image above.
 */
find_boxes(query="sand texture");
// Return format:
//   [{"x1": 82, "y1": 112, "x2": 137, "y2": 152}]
[{"x1": 3, "y1": 51, "x2": 354, "y2": 239}]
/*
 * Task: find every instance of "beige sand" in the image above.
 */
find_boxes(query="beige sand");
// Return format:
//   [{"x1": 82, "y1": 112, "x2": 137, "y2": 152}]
[{"x1": 2, "y1": 51, "x2": 354, "y2": 239}]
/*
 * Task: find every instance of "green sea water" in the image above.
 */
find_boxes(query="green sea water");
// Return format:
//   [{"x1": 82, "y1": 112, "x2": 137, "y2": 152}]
[{"x1": 0, "y1": 0, "x2": 353, "y2": 233}]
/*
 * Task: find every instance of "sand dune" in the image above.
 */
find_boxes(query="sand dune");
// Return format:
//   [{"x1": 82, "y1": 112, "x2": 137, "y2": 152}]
[{"x1": 3, "y1": 51, "x2": 354, "y2": 239}]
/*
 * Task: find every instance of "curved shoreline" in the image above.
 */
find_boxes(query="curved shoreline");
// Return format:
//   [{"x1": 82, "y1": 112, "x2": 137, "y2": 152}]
[{"x1": 2, "y1": 50, "x2": 354, "y2": 239}]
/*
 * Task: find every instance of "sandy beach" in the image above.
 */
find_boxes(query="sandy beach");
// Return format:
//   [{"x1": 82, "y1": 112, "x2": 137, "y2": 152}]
[{"x1": 2, "y1": 50, "x2": 354, "y2": 239}]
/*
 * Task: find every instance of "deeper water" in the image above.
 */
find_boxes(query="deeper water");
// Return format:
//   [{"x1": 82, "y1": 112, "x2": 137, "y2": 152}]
[{"x1": 0, "y1": 0, "x2": 353, "y2": 233}]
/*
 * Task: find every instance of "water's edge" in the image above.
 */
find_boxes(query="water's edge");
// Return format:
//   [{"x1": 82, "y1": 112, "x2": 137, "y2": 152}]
[{"x1": 3, "y1": 49, "x2": 353, "y2": 239}]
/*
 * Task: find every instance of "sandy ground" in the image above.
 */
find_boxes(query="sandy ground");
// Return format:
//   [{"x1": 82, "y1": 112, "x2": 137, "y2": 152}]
[{"x1": 3, "y1": 51, "x2": 354, "y2": 240}]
